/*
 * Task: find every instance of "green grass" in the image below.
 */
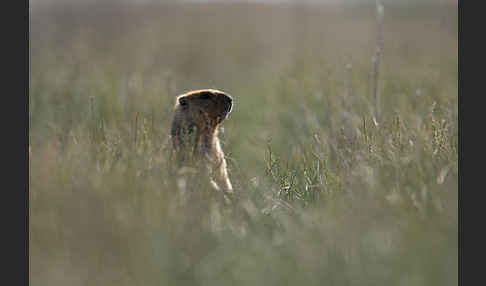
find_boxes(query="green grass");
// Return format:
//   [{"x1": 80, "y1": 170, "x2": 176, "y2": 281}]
[{"x1": 29, "y1": 3, "x2": 457, "y2": 286}]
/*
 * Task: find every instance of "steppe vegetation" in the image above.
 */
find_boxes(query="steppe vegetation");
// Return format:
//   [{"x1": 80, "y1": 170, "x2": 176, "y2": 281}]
[{"x1": 29, "y1": 2, "x2": 458, "y2": 285}]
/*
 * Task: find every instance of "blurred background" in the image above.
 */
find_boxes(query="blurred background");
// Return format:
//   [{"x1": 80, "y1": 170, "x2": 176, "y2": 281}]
[{"x1": 29, "y1": 0, "x2": 457, "y2": 285}]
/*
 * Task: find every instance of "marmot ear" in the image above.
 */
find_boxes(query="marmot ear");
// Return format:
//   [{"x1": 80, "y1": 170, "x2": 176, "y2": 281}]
[{"x1": 179, "y1": 97, "x2": 188, "y2": 106}]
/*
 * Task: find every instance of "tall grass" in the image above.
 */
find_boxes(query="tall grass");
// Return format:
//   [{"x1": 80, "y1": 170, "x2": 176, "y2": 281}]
[{"x1": 29, "y1": 2, "x2": 457, "y2": 286}]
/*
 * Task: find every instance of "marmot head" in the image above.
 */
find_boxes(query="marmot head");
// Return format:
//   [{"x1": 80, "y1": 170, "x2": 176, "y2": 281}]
[{"x1": 175, "y1": 89, "x2": 233, "y2": 130}]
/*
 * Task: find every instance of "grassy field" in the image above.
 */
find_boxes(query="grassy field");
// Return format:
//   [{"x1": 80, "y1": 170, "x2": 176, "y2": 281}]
[{"x1": 29, "y1": 2, "x2": 458, "y2": 285}]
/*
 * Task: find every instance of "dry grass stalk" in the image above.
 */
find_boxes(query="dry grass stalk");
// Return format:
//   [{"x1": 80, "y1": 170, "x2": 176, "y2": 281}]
[{"x1": 370, "y1": 1, "x2": 384, "y2": 126}]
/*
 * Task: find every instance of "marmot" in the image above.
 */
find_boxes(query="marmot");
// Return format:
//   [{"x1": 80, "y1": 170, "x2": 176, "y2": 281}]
[{"x1": 170, "y1": 89, "x2": 234, "y2": 201}]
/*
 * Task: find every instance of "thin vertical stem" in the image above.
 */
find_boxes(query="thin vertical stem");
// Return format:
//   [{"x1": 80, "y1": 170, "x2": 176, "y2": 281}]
[
  {"x1": 89, "y1": 95, "x2": 95, "y2": 142},
  {"x1": 151, "y1": 108, "x2": 155, "y2": 137},
  {"x1": 370, "y1": 1, "x2": 384, "y2": 125},
  {"x1": 134, "y1": 112, "x2": 139, "y2": 147}
]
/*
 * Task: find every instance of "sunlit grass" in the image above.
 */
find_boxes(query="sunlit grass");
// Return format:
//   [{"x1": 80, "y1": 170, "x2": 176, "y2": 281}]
[{"x1": 29, "y1": 3, "x2": 457, "y2": 286}]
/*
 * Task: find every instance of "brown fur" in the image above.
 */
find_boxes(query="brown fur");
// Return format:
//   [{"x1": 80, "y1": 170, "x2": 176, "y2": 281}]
[{"x1": 170, "y1": 89, "x2": 234, "y2": 200}]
